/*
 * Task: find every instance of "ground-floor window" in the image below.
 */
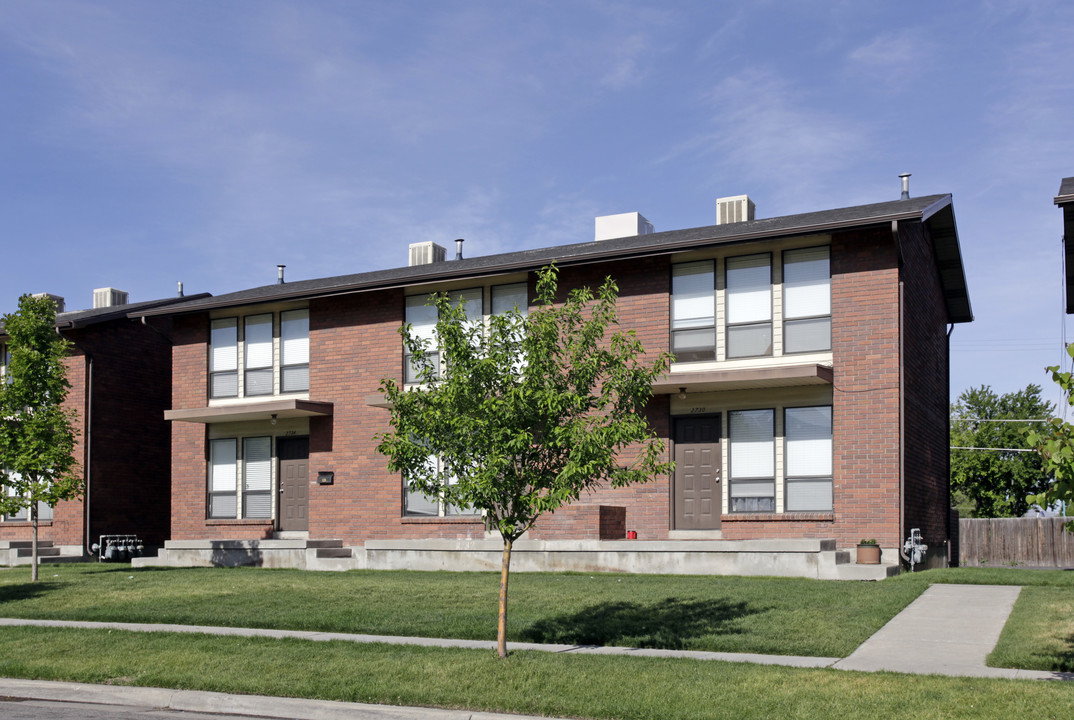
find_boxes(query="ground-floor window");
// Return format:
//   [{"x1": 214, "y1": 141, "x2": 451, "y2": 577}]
[
  {"x1": 404, "y1": 455, "x2": 478, "y2": 517},
  {"x1": 2, "y1": 473, "x2": 53, "y2": 521},
  {"x1": 728, "y1": 409, "x2": 775, "y2": 512},
  {"x1": 784, "y1": 406, "x2": 833, "y2": 511},
  {"x1": 208, "y1": 436, "x2": 273, "y2": 519}
]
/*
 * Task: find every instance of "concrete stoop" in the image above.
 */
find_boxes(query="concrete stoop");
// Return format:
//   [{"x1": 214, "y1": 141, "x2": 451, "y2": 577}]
[
  {"x1": 0, "y1": 540, "x2": 85, "y2": 566},
  {"x1": 131, "y1": 537, "x2": 901, "y2": 579},
  {"x1": 131, "y1": 538, "x2": 366, "y2": 571}
]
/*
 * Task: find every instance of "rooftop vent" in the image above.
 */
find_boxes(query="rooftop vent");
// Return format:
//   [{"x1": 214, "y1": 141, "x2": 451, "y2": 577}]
[
  {"x1": 899, "y1": 173, "x2": 911, "y2": 200},
  {"x1": 409, "y1": 241, "x2": 446, "y2": 266},
  {"x1": 594, "y1": 212, "x2": 654, "y2": 241},
  {"x1": 93, "y1": 287, "x2": 129, "y2": 309},
  {"x1": 717, "y1": 195, "x2": 755, "y2": 225},
  {"x1": 31, "y1": 293, "x2": 65, "y2": 313}
]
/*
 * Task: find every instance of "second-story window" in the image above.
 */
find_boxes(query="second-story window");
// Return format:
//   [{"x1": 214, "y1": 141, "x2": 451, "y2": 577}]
[
  {"x1": 210, "y1": 319, "x2": 239, "y2": 398},
  {"x1": 244, "y1": 315, "x2": 274, "y2": 396},
  {"x1": 281, "y1": 310, "x2": 310, "y2": 392},
  {"x1": 404, "y1": 289, "x2": 482, "y2": 383},
  {"x1": 210, "y1": 310, "x2": 309, "y2": 399},
  {"x1": 671, "y1": 261, "x2": 716, "y2": 362},
  {"x1": 726, "y1": 254, "x2": 772, "y2": 358},
  {"x1": 783, "y1": 247, "x2": 831, "y2": 353}
]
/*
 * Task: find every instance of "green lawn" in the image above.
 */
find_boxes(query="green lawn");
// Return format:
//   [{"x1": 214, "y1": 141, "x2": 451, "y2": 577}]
[
  {"x1": 1, "y1": 625, "x2": 1072, "y2": 720},
  {"x1": 0, "y1": 563, "x2": 935, "y2": 657},
  {"x1": 2, "y1": 565, "x2": 1073, "y2": 719}
]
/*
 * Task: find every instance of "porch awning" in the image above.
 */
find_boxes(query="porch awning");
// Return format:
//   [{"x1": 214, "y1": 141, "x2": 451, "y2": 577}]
[
  {"x1": 164, "y1": 399, "x2": 334, "y2": 424},
  {"x1": 652, "y1": 363, "x2": 832, "y2": 394}
]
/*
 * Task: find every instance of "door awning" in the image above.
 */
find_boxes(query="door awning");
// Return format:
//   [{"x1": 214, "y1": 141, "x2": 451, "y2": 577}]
[
  {"x1": 653, "y1": 364, "x2": 832, "y2": 394},
  {"x1": 164, "y1": 399, "x2": 334, "y2": 424}
]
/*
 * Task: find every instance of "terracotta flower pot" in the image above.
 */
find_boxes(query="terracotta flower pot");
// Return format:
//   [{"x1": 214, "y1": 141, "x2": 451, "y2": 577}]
[{"x1": 856, "y1": 544, "x2": 881, "y2": 565}]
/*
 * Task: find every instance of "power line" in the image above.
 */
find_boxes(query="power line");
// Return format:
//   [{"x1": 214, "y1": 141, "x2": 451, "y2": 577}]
[{"x1": 950, "y1": 446, "x2": 1036, "y2": 453}]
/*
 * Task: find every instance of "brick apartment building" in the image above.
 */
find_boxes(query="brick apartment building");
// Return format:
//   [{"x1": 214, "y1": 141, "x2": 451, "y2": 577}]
[
  {"x1": 1, "y1": 290, "x2": 203, "y2": 564},
  {"x1": 132, "y1": 187, "x2": 972, "y2": 577}
]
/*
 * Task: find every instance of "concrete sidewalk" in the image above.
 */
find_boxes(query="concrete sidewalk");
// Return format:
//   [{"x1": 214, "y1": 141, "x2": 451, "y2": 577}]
[
  {"x1": 833, "y1": 583, "x2": 1068, "y2": 679},
  {"x1": 1, "y1": 583, "x2": 1072, "y2": 719}
]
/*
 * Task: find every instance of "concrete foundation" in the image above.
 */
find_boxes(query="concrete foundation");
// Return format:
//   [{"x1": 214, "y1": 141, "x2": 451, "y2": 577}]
[{"x1": 134, "y1": 538, "x2": 900, "y2": 580}]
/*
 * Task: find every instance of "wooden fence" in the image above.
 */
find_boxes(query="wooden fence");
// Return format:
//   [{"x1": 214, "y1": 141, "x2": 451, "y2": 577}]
[{"x1": 959, "y1": 517, "x2": 1074, "y2": 568}]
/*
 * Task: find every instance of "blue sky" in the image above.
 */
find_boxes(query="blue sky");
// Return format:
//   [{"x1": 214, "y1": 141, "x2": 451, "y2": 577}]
[{"x1": 2, "y1": 1, "x2": 1073, "y2": 407}]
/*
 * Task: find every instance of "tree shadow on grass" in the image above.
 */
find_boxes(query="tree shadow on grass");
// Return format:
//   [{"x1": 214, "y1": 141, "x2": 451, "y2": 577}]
[
  {"x1": 0, "y1": 580, "x2": 54, "y2": 603},
  {"x1": 520, "y1": 597, "x2": 764, "y2": 649}
]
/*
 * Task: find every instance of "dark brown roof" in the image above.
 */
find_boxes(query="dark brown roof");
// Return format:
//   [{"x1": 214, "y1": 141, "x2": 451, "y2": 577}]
[{"x1": 133, "y1": 193, "x2": 972, "y2": 323}]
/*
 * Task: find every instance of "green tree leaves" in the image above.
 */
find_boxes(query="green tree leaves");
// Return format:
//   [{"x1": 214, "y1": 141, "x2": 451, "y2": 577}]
[
  {"x1": 950, "y1": 384, "x2": 1053, "y2": 518},
  {"x1": 0, "y1": 294, "x2": 82, "y2": 580}
]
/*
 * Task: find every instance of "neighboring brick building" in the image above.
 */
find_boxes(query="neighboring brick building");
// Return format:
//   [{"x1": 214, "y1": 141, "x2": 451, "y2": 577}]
[
  {"x1": 1, "y1": 290, "x2": 205, "y2": 563},
  {"x1": 134, "y1": 187, "x2": 972, "y2": 575}
]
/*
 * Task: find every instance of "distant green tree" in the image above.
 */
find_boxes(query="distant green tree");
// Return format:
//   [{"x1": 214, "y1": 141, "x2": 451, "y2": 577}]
[
  {"x1": 377, "y1": 265, "x2": 672, "y2": 658},
  {"x1": 1027, "y1": 344, "x2": 1074, "y2": 525},
  {"x1": 949, "y1": 384, "x2": 1053, "y2": 518},
  {"x1": 0, "y1": 294, "x2": 82, "y2": 581}
]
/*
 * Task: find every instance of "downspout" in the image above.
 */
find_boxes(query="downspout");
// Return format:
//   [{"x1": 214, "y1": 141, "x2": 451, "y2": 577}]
[
  {"x1": 946, "y1": 323, "x2": 954, "y2": 566},
  {"x1": 893, "y1": 220, "x2": 909, "y2": 566},
  {"x1": 84, "y1": 355, "x2": 93, "y2": 557}
]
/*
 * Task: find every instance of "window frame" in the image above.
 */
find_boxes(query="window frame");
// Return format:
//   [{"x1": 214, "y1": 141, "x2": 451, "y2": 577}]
[
  {"x1": 782, "y1": 246, "x2": 832, "y2": 355},
  {"x1": 670, "y1": 260, "x2": 717, "y2": 363},
  {"x1": 2, "y1": 471, "x2": 54, "y2": 522},
  {"x1": 209, "y1": 308, "x2": 309, "y2": 400},
  {"x1": 403, "y1": 454, "x2": 481, "y2": 518},
  {"x1": 783, "y1": 405, "x2": 834, "y2": 512},
  {"x1": 725, "y1": 253, "x2": 773, "y2": 359},
  {"x1": 728, "y1": 408, "x2": 776, "y2": 513},
  {"x1": 208, "y1": 435, "x2": 277, "y2": 520}
]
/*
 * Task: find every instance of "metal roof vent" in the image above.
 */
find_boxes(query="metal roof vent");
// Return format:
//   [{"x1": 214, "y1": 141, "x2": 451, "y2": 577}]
[
  {"x1": 93, "y1": 287, "x2": 129, "y2": 309},
  {"x1": 409, "y1": 241, "x2": 446, "y2": 266},
  {"x1": 899, "y1": 173, "x2": 911, "y2": 200},
  {"x1": 594, "y1": 212, "x2": 654, "y2": 241},
  {"x1": 31, "y1": 293, "x2": 65, "y2": 313},
  {"x1": 716, "y1": 195, "x2": 755, "y2": 225}
]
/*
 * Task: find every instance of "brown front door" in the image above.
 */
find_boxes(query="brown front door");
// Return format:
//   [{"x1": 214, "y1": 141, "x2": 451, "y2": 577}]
[
  {"x1": 278, "y1": 437, "x2": 309, "y2": 532},
  {"x1": 673, "y1": 416, "x2": 722, "y2": 530}
]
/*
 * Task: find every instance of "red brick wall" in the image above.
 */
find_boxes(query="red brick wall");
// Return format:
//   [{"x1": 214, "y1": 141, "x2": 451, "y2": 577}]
[
  {"x1": 828, "y1": 227, "x2": 902, "y2": 548},
  {"x1": 898, "y1": 220, "x2": 952, "y2": 565},
  {"x1": 1, "y1": 315, "x2": 175, "y2": 551}
]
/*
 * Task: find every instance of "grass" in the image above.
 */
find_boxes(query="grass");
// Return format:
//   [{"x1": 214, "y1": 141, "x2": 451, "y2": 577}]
[
  {"x1": 1, "y1": 625, "x2": 1073, "y2": 720},
  {"x1": 2, "y1": 565, "x2": 1073, "y2": 717},
  {"x1": 0, "y1": 563, "x2": 935, "y2": 657}
]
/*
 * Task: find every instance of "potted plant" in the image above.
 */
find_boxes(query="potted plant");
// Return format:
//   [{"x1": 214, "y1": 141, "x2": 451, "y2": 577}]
[{"x1": 856, "y1": 539, "x2": 881, "y2": 565}]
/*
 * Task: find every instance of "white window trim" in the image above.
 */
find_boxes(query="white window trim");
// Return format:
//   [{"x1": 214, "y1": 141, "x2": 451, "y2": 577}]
[{"x1": 209, "y1": 308, "x2": 310, "y2": 401}]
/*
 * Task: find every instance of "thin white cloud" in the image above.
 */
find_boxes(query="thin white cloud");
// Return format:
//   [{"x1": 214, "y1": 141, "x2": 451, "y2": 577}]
[
  {"x1": 661, "y1": 68, "x2": 869, "y2": 210},
  {"x1": 846, "y1": 31, "x2": 934, "y2": 90}
]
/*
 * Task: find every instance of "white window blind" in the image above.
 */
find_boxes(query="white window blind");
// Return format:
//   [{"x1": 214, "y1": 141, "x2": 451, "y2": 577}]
[
  {"x1": 406, "y1": 295, "x2": 438, "y2": 342},
  {"x1": 281, "y1": 309, "x2": 309, "y2": 392},
  {"x1": 785, "y1": 406, "x2": 833, "y2": 511},
  {"x1": 672, "y1": 262, "x2": 715, "y2": 329},
  {"x1": 209, "y1": 438, "x2": 237, "y2": 518},
  {"x1": 244, "y1": 314, "x2": 274, "y2": 396},
  {"x1": 243, "y1": 436, "x2": 272, "y2": 518},
  {"x1": 785, "y1": 406, "x2": 833, "y2": 477},
  {"x1": 784, "y1": 247, "x2": 831, "y2": 319},
  {"x1": 450, "y1": 288, "x2": 483, "y2": 330},
  {"x1": 729, "y1": 409, "x2": 774, "y2": 478},
  {"x1": 210, "y1": 319, "x2": 238, "y2": 398},
  {"x1": 492, "y1": 283, "x2": 528, "y2": 316},
  {"x1": 726, "y1": 255, "x2": 771, "y2": 324}
]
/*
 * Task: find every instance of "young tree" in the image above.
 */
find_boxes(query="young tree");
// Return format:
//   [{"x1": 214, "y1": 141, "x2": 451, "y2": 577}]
[
  {"x1": 0, "y1": 294, "x2": 82, "y2": 581},
  {"x1": 377, "y1": 265, "x2": 673, "y2": 658},
  {"x1": 1027, "y1": 344, "x2": 1074, "y2": 526},
  {"x1": 949, "y1": 384, "x2": 1053, "y2": 518}
]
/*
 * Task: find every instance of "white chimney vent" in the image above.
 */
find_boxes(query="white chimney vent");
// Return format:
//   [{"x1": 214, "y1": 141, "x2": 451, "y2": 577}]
[
  {"x1": 93, "y1": 287, "x2": 129, "y2": 309},
  {"x1": 716, "y1": 195, "x2": 756, "y2": 225},
  {"x1": 31, "y1": 293, "x2": 65, "y2": 313},
  {"x1": 594, "y1": 212, "x2": 654, "y2": 241},
  {"x1": 409, "y1": 241, "x2": 446, "y2": 266}
]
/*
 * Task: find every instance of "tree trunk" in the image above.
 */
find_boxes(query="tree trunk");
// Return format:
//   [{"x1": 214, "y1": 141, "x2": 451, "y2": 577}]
[
  {"x1": 30, "y1": 503, "x2": 39, "y2": 582},
  {"x1": 497, "y1": 536, "x2": 513, "y2": 659}
]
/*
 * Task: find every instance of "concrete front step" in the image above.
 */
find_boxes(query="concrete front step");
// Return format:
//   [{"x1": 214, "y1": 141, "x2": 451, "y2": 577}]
[
  {"x1": 16, "y1": 547, "x2": 61, "y2": 557},
  {"x1": 0, "y1": 542, "x2": 84, "y2": 567}
]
